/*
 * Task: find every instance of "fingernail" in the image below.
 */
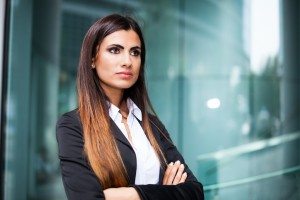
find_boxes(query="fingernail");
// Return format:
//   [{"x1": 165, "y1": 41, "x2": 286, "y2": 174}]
[
  {"x1": 169, "y1": 162, "x2": 174, "y2": 166},
  {"x1": 175, "y1": 160, "x2": 180, "y2": 165}
]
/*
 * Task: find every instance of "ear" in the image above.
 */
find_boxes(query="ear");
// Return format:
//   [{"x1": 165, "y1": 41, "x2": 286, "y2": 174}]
[
  {"x1": 91, "y1": 45, "x2": 100, "y2": 68},
  {"x1": 91, "y1": 58, "x2": 95, "y2": 68}
]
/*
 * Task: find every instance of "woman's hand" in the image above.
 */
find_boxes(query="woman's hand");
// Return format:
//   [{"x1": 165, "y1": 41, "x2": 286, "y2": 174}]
[
  {"x1": 103, "y1": 187, "x2": 140, "y2": 200},
  {"x1": 163, "y1": 160, "x2": 187, "y2": 185}
]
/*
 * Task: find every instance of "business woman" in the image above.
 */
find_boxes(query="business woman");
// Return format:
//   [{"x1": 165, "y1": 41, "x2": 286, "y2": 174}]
[{"x1": 56, "y1": 14, "x2": 204, "y2": 200}]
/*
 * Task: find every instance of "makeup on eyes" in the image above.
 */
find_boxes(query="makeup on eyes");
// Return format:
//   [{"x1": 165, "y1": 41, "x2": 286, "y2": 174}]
[
  {"x1": 106, "y1": 44, "x2": 141, "y2": 56},
  {"x1": 108, "y1": 46, "x2": 120, "y2": 54},
  {"x1": 130, "y1": 47, "x2": 141, "y2": 56}
]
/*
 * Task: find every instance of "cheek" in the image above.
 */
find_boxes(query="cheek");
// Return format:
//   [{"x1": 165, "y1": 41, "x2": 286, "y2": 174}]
[
  {"x1": 98, "y1": 54, "x2": 115, "y2": 68},
  {"x1": 134, "y1": 60, "x2": 142, "y2": 73},
  {"x1": 94, "y1": 65, "x2": 109, "y2": 82},
  {"x1": 95, "y1": 56, "x2": 116, "y2": 76}
]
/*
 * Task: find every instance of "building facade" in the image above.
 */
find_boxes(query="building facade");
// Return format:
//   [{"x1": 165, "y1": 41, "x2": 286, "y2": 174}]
[{"x1": 0, "y1": 0, "x2": 299, "y2": 199}]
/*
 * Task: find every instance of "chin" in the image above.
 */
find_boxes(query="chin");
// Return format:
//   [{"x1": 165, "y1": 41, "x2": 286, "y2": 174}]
[
  {"x1": 117, "y1": 81, "x2": 137, "y2": 89},
  {"x1": 120, "y1": 84, "x2": 135, "y2": 89},
  {"x1": 111, "y1": 83, "x2": 134, "y2": 90}
]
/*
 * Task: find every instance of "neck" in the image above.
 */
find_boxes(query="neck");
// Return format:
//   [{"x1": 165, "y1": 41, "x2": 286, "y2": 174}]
[
  {"x1": 110, "y1": 93, "x2": 123, "y2": 107},
  {"x1": 119, "y1": 100, "x2": 129, "y2": 117},
  {"x1": 100, "y1": 84, "x2": 129, "y2": 116},
  {"x1": 101, "y1": 85, "x2": 124, "y2": 107}
]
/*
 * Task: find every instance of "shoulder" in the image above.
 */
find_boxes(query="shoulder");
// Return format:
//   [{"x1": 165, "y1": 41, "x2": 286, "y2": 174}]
[
  {"x1": 148, "y1": 113, "x2": 173, "y2": 141},
  {"x1": 148, "y1": 114, "x2": 167, "y2": 133},
  {"x1": 57, "y1": 108, "x2": 81, "y2": 128},
  {"x1": 56, "y1": 109, "x2": 84, "y2": 157},
  {"x1": 56, "y1": 108, "x2": 83, "y2": 139},
  {"x1": 148, "y1": 113, "x2": 163, "y2": 127}
]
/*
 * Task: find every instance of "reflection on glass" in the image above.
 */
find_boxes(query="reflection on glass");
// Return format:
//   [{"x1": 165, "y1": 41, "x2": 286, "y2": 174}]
[
  {"x1": 206, "y1": 98, "x2": 221, "y2": 109},
  {"x1": 250, "y1": 0, "x2": 279, "y2": 74},
  {"x1": 3, "y1": 0, "x2": 299, "y2": 199}
]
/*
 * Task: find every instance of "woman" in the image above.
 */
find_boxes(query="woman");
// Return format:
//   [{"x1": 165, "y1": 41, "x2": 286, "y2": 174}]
[{"x1": 56, "y1": 14, "x2": 204, "y2": 200}]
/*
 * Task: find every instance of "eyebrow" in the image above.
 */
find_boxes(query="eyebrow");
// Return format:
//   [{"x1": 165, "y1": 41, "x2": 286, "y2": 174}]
[{"x1": 108, "y1": 44, "x2": 141, "y2": 50}]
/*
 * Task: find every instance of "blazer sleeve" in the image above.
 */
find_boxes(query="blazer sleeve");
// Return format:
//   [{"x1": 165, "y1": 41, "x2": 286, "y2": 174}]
[
  {"x1": 56, "y1": 111, "x2": 105, "y2": 200},
  {"x1": 132, "y1": 116, "x2": 204, "y2": 200}
]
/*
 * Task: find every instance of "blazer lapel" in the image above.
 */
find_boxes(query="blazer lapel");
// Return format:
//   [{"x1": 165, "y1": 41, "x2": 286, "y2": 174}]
[
  {"x1": 110, "y1": 119, "x2": 133, "y2": 150},
  {"x1": 110, "y1": 116, "x2": 166, "y2": 185},
  {"x1": 149, "y1": 120, "x2": 166, "y2": 184},
  {"x1": 109, "y1": 119, "x2": 137, "y2": 184}
]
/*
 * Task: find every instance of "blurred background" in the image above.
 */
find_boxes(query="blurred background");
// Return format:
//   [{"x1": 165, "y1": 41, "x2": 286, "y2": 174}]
[{"x1": 0, "y1": 0, "x2": 299, "y2": 199}]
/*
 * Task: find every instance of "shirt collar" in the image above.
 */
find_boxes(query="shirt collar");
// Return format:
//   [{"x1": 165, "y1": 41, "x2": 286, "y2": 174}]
[
  {"x1": 126, "y1": 98, "x2": 142, "y2": 121},
  {"x1": 108, "y1": 102, "x2": 120, "y2": 122},
  {"x1": 108, "y1": 98, "x2": 142, "y2": 121}
]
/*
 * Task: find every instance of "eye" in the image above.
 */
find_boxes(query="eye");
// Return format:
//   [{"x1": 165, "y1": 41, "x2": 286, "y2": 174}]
[
  {"x1": 130, "y1": 49, "x2": 141, "y2": 57},
  {"x1": 108, "y1": 47, "x2": 120, "y2": 54}
]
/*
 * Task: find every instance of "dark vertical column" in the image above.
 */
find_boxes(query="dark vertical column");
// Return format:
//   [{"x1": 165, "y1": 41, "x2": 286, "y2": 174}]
[
  {"x1": 177, "y1": 0, "x2": 185, "y2": 152},
  {"x1": 1, "y1": 1, "x2": 9, "y2": 200},
  {"x1": 281, "y1": 0, "x2": 300, "y2": 133},
  {"x1": 28, "y1": 0, "x2": 61, "y2": 198},
  {"x1": 281, "y1": 0, "x2": 300, "y2": 198},
  {"x1": 3, "y1": 0, "x2": 33, "y2": 198}
]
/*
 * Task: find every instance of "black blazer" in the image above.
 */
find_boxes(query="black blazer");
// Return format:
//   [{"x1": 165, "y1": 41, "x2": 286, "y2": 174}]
[{"x1": 56, "y1": 109, "x2": 204, "y2": 200}]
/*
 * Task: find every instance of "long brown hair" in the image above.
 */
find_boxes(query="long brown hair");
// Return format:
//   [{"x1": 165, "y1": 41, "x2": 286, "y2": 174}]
[{"x1": 77, "y1": 14, "x2": 166, "y2": 189}]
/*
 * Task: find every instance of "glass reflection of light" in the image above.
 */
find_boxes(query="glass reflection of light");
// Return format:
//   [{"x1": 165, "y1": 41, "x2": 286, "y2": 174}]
[
  {"x1": 229, "y1": 66, "x2": 241, "y2": 88},
  {"x1": 250, "y1": 0, "x2": 279, "y2": 74},
  {"x1": 241, "y1": 121, "x2": 250, "y2": 135},
  {"x1": 206, "y1": 98, "x2": 221, "y2": 109}
]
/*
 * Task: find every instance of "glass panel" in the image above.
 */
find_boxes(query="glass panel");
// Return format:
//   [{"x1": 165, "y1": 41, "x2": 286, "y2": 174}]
[
  {"x1": 182, "y1": 0, "x2": 300, "y2": 199},
  {"x1": 3, "y1": 0, "x2": 300, "y2": 199},
  {"x1": 4, "y1": 0, "x2": 65, "y2": 199}
]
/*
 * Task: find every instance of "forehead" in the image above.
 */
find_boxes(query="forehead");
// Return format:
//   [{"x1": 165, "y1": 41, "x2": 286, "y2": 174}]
[{"x1": 101, "y1": 29, "x2": 141, "y2": 47}]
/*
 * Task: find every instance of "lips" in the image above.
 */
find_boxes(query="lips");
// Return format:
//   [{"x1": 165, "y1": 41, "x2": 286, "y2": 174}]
[
  {"x1": 116, "y1": 71, "x2": 133, "y2": 76},
  {"x1": 116, "y1": 71, "x2": 133, "y2": 79}
]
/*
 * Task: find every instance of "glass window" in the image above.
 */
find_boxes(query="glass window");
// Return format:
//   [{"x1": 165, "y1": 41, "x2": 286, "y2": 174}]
[{"x1": 3, "y1": 0, "x2": 299, "y2": 199}]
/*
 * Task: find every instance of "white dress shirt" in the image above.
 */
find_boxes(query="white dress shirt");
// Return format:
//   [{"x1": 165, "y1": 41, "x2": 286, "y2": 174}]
[{"x1": 108, "y1": 98, "x2": 160, "y2": 184}]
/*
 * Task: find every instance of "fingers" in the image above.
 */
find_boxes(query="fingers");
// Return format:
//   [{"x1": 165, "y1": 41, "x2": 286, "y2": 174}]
[
  {"x1": 173, "y1": 163, "x2": 185, "y2": 184},
  {"x1": 166, "y1": 160, "x2": 181, "y2": 184},
  {"x1": 163, "y1": 160, "x2": 187, "y2": 185},
  {"x1": 179, "y1": 172, "x2": 187, "y2": 183},
  {"x1": 163, "y1": 162, "x2": 174, "y2": 184}
]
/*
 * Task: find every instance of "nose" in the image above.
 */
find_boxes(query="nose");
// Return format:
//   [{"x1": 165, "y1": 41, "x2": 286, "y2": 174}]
[{"x1": 122, "y1": 53, "x2": 132, "y2": 68}]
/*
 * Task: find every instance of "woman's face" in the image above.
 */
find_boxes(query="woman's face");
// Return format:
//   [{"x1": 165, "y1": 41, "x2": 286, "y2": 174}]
[{"x1": 93, "y1": 29, "x2": 142, "y2": 95}]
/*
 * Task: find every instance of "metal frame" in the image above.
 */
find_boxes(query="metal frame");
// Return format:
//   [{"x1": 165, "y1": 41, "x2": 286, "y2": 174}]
[{"x1": 1, "y1": 0, "x2": 9, "y2": 199}]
